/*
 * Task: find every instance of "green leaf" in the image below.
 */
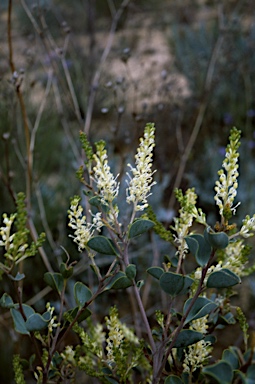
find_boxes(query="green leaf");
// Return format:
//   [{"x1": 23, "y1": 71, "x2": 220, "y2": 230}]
[
  {"x1": 8, "y1": 272, "x2": 25, "y2": 281},
  {"x1": 11, "y1": 308, "x2": 30, "y2": 335},
  {"x1": 60, "y1": 263, "x2": 73, "y2": 279},
  {"x1": 44, "y1": 272, "x2": 64, "y2": 294},
  {"x1": 207, "y1": 268, "x2": 241, "y2": 288},
  {"x1": 219, "y1": 312, "x2": 236, "y2": 325},
  {"x1": 64, "y1": 306, "x2": 91, "y2": 323},
  {"x1": 204, "y1": 228, "x2": 229, "y2": 249},
  {"x1": 184, "y1": 297, "x2": 218, "y2": 325},
  {"x1": 111, "y1": 275, "x2": 133, "y2": 290},
  {"x1": 247, "y1": 365, "x2": 255, "y2": 383},
  {"x1": 173, "y1": 330, "x2": 203, "y2": 348},
  {"x1": 42, "y1": 311, "x2": 51, "y2": 321},
  {"x1": 147, "y1": 267, "x2": 164, "y2": 280},
  {"x1": 74, "y1": 282, "x2": 92, "y2": 308},
  {"x1": 125, "y1": 264, "x2": 136, "y2": 280},
  {"x1": 21, "y1": 304, "x2": 36, "y2": 319},
  {"x1": 185, "y1": 234, "x2": 212, "y2": 266},
  {"x1": 165, "y1": 376, "x2": 184, "y2": 384},
  {"x1": 222, "y1": 347, "x2": 240, "y2": 370},
  {"x1": 0, "y1": 293, "x2": 14, "y2": 308},
  {"x1": 128, "y1": 219, "x2": 154, "y2": 238},
  {"x1": 159, "y1": 272, "x2": 194, "y2": 297},
  {"x1": 25, "y1": 313, "x2": 50, "y2": 332},
  {"x1": 87, "y1": 236, "x2": 117, "y2": 255},
  {"x1": 203, "y1": 361, "x2": 233, "y2": 384}
]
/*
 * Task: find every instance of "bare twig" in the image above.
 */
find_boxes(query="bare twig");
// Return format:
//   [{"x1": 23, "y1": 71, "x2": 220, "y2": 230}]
[
  {"x1": 168, "y1": 25, "x2": 225, "y2": 210},
  {"x1": 84, "y1": 0, "x2": 131, "y2": 135}
]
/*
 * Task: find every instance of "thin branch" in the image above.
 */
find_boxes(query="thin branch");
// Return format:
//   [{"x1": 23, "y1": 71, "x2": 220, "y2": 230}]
[
  {"x1": 168, "y1": 32, "x2": 225, "y2": 211},
  {"x1": 84, "y1": 0, "x2": 131, "y2": 134}
]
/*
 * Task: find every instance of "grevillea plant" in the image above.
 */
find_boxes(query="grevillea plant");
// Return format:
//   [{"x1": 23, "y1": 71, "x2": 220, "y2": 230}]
[{"x1": 1, "y1": 124, "x2": 255, "y2": 383}]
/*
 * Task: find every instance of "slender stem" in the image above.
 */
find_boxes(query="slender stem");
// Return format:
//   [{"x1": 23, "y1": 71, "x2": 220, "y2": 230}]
[
  {"x1": 153, "y1": 251, "x2": 215, "y2": 381},
  {"x1": 84, "y1": 0, "x2": 131, "y2": 134},
  {"x1": 168, "y1": 31, "x2": 225, "y2": 211},
  {"x1": 8, "y1": 0, "x2": 32, "y2": 209},
  {"x1": 132, "y1": 282, "x2": 156, "y2": 354}
]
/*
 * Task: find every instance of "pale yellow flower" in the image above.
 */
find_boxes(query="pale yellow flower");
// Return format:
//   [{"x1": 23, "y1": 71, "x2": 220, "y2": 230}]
[{"x1": 126, "y1": 123, "x2": 156, "y2": 211}]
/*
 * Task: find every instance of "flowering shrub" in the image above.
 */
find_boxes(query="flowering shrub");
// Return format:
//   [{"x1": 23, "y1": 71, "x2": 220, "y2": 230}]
[{"x1": 1, "y1": 124, "x2": 255, "y2": 383}]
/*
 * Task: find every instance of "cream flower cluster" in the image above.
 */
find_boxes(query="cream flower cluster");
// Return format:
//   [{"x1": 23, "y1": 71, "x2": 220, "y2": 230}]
[
  {"x1": 46, "y1": 302, "x2": 59, "y2": 333},
  {"x1": 214, "y1": 128, "x2": 241, "y2": 217},
  {"x1": 239, "y1": 214, "x2": 255, "y2": 238},
  {"x1": 93, "y1": 141, "x2": 119, "y2": 205},
  {"x1": 0, "y1": 213, "x2": 16, "y2": 251},
  {"x1": 126, "y1": 123, "x2": 156, "y2": 211},
  {"x1": 194, "y1": 262, "x2": 223, "y2": 283},
  {"x1": 222, "y1": 240, "x2": 247, "y2": 276},
  {"x1": 105, "y1": 307, "x2": 124, "y2": 364},
  {"x1": 172, "y1": 188, "x2": 198, "y2": 259},
  {"x1": 183, "y1": 315, "x2": 212, "y2": 373},
  {"x1": 68, "y1": 196, "x2": 103, "y2": 252}
]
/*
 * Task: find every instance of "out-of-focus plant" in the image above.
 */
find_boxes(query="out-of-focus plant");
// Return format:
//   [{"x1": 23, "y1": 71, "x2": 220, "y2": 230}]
[{"x1": 1, "y1": 124, "x2": 255, "y2": 383}]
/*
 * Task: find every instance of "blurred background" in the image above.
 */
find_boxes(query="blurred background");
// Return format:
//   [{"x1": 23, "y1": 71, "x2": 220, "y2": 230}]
[{"x1": 1, "y1": 0, "x2": 255, "y2": 382}]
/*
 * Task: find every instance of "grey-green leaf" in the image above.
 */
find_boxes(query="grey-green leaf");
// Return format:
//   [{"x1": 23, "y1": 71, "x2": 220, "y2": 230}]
[
  {"x1": 185, "y1": 234, "x2": 212, "y2": 266},
  {"x1": 204, "y1": 228, "x2": 229, "y2": 249},
  {"x1": 160, "y1": 272, "x2": 194, "y2": 297},
  {"x1": 203, "y1": 361, "x2": 233, "y2": 384},
  {"x1": 207, "y1": 268, "x2": 241, "y2": 288},
  {"x1": 165, "y1": 376, "x2": 184, "y2": 384},
  {"x1": 125, "y1": 264, "x2": 136, "y2": 280},
  {"x1": 64, "y1": 306, "x2": 91, "y2": 324},
  {"x1": 11, "y1": 308, "x2": 30, "y2": 335},
  {"x1": 222, "y1": 347, "x2": 240, "y2": 370},
  {"x1": 26, "y1": 313, "x2": 49, "y2": 332},
  {"x1": 184, "y1": 297, "x2": 218, "y2": 325},
  {"x1": 174, "y1": 330, "x2": 203, "y2": 348},
  {"x1": 87, "y1": 236, "x2": 117, "y2": 255},
  {"x1": 74, "y1": 282, "x2": 92, "y2": 308},
  {"x1": 111, "y1": 275, "x2": 133, "y2": 289},
  {"x1": 147, "y1": 267, "x2": 164, "y2": 280},
  {"x1": 44, "y1": 272, "x2": 64, "y2": 294},
  {"x1": 0, "y1": 293, "x2": 14, "y2": 308},
  {"x1": 128, "y1": 219, "x2": 154, "y2": 238},
  {"x1": 8, "y1": 272, "x2": 25, "y2": 281}
]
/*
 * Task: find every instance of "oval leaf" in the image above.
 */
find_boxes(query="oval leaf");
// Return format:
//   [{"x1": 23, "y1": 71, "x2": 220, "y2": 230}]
[
  {"x1": 207, "y1": 268, "x2": 241, "y2": 288},
  {"x1": 222, "y1": 347, "x2": 240, "y2": 370},
  {"x1": 60, "y1": 263, "x2": 74, "y2": 279},
  {"x1": 8, "y1": 272, "x2": 25, "y2": 281},
  {"x1": 64, "y1": 306, "x2": 91, "y2": 324},
  {"x1": 184, "y1": 297, "x2": 218, "y2": 325},
  {"x1": 204, "y1": 229, "x2": 229, "y2": 249},
  {"x1": 10, "y1": 308, "x2": 30, "y2": 335},
  {"x1": 125, "y1": 264, "x2": 136, "y2": 280},
  {"x1": 160, "y1": 272, "x2": 194, "y2": 297},
  {"x1": 44, "y1": 272, "x2": 64, "y2": 294},
  {"x1": 185, "y1": 234, "x2": 212, "y2": 266},
  {"x1": 74, "y1": 282, "x2": 92, "y2": 308},
  {"x1": 165, "y1": 376, "x2": 184, "y2": 384},
  {"x1": 147, "y1": 267, "x2": 164, "y2": 280},
  {"x1": 128, "y1": 219, "x2": 155, "y2": 238},
  {"x1": 87, "y1": 236, "x2": 117, "y2": 255},
  {"x1": 26, "y1": 313, "x2": 49, "y2": 332},
  {"x1": 203, "y1": 361, "x2": 233, "y2": 384},
  {"x1": 111, "y1": 276, "x2": 133, "y2": 290},
  {"x1": 0, "y1": 293, "x2": 14, "y2": 308},
  {"x1": 174, "y1": 329, "x2": 203, "y2": 348}
]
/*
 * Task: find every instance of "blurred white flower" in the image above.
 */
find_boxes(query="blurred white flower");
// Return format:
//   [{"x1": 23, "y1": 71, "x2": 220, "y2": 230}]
[
  {"x1": 214, "y1": 128, "x2": 241, "y2": 218},
  {"x1": 68, "y1": 196, "x2": 103, "y2": 252},
  {"x1": 93, "y1": 141, "x2": 119, "y2": 205},
  {"x1": 126, "y1": 123, "x2": 156, "y2": 212}
]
